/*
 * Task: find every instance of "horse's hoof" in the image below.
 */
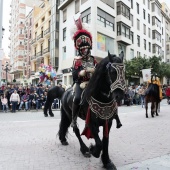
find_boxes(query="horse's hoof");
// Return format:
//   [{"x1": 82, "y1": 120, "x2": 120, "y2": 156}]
[
  {"x1": 80, "y1": 148, "x2": 91, "y2": 158},
  {"x1": 116, "y1": 123, "x2": 122, "y2": 129},
  {"x1": 61, "y1": 141, "x2": 69, "y2": 145},
  {"x1": 104, "y1": 160, "x2": 117, "y2": 170},
  {"x1": 50, "y1": 114, "x2": 54, "y2": 117},
  {"x1": 156, "y1": 114, "x2": 159, "y2": 116},
  {"x1": 146, "y1": 115, "x2": 148, "y2": 118},
  {"x1": 44, "y1": 114, "x2": 48, "y2": 117},
  {"x1": 83, "y1": 152, "x2": 91, "y2": 158}
]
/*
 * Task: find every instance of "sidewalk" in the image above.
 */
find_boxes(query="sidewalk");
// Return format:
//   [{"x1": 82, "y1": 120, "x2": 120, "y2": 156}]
[{"x1": 118, "y1": 154, "x2": 170, "y2": 170}]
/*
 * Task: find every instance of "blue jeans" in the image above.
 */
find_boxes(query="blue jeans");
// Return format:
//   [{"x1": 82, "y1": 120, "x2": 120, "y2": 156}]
[
  {"x1": 28, "y1": 100, "x2": 38, "y2": 109},
  {"x1": 19, "y1": 101, "x2": 28, "y2": 110},
  {"x1": 140, "y1": 95, "x2": 145, "y2": 107},
  {"x1": 2, "y1": 104, "x2": 8, "y2": 111}
]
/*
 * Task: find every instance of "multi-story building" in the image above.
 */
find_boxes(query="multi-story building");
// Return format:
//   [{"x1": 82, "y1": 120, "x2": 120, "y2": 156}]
[
  {"x1": 30, "y1": 1, "x2": 51, "y2": 84},
  {"x1": 9, "y1": 0, "x2": 26, "y2": 84},
  {"x1": 161, "y1": 2, "x2": 170, "y2": 84},
  {"x1": 58, "y1": 0, "x2": 170, "y2": 85},
  {"x1": 24, "y1": 9, "x2": 33, "y2": 85}
]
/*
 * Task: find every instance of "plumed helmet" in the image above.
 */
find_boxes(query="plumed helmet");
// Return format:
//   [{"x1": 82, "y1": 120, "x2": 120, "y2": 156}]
[{"x1": 72, "y1": 17, "x2": 92, "y2": 50}]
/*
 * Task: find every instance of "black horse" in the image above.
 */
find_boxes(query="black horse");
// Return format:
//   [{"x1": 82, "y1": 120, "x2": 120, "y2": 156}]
[
  {"x1": 43, "y1": 86, "x2": 65, "y2": 117},
  {"x1": 58, "y1": 52, "x2": 125, "y2": 170},
  {"x1": 145, "y1": 83, "x2": 161, "y2": 118}
]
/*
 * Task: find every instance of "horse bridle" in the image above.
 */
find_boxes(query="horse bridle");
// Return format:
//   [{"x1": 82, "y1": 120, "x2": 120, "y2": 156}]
[{"x1": 104, "y1": 62, "x2": 126, "y2": 98}]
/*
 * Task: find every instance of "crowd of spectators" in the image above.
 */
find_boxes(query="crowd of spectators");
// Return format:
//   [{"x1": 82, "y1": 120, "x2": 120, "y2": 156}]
[
  {"x1": 0, "y1": 84, "x2": 50, "y2": 112},
  {"x1": 123, "y1": 84, "x2": 170, "y2": 107},
  {"x1": 0, "y1": 83, "x2": 170, "y2": 113}
]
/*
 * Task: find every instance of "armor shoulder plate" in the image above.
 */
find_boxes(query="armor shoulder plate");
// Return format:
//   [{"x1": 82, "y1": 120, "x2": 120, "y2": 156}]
[{"x1": 73, "y1": 57, "x2": 82, "y2": 69}]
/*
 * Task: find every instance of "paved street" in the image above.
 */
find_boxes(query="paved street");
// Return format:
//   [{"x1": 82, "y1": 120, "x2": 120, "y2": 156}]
[{"x1": 0, "y1": 99, "x2": 170, "y2": 170}]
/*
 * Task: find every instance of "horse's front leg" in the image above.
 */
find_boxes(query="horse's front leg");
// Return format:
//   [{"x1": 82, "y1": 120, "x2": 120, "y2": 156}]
[
  {"x1": 89, "y1": 124, "x2": 102, "y2": 158},
  {"x1": 156, "y1": 102, "x2": 159, "y2": 116},
  {"x1": 145, "y1": 100, "x2": 148, "y2": 118},
  {"x1": 114, "y1": 112, "x2": 122, "y2": 128},
  {"x1": 101, "y1": 121, "x2": 117, "y2": 170},
  {"x1": 48, "y1": 100, "x2": 54, "y2": 117},
  {"x1": 151, "y1": 102, "x2": 155, "y2": 117},
  {"x1": 44, "y1": 99, "x2": 49, "y2": 117},
  {"x1": 73, "y1": 126, "x2": 91, "y2": 157}
]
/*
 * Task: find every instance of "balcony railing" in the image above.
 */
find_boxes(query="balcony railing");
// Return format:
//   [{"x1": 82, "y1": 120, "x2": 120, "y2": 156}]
[
  {"x1": 44, "y1": 28, "x2": 50, "y2": 36},
  {"x1": 43, "y1": 47, "x2": 50, "y2": 54},
  {"x1": 31, "y1": 38, "x2": 36, "y2": 44},
  {"x1": 37, "y1": 51, "x2": 43, "y2": 57},
  {"x1": 31, "y1": 55, "x2": 36, "y2": 60},
  {"x1": 37, "y1": 34, "x2": 43, "y2": 41}
]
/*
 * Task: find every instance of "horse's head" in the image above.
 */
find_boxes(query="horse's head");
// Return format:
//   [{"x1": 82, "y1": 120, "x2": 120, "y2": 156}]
[{"x1": 105, "y1": 51, "x2": 126, "y2": 103}]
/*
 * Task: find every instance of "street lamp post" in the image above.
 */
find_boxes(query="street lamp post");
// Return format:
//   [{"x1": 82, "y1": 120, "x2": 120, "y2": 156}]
[{"x1": 2, "y1": 62, "x2": 12, "y2": 84}]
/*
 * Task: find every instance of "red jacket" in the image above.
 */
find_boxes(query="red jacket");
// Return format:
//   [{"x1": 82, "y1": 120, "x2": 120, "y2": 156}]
[{"x1": 166, "y1": 87, "x2": 170, "y2": 96}]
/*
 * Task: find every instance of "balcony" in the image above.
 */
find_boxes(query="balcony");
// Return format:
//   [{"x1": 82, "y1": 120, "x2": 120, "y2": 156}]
[
  {"x1": 44, "y1": 28, "x2": 50, "y2": 37},
  {"x1": 43, "y1": 47, "x2": 50, "y2": 56},
  {"x1": 58, "y1": 0, "x2": 72, "y2": 10},
  {"x1": 36, "y1": 51, "x2": 43, "y2": 59},
  {"x1": 31, "y1": 55, "x2": 36, "y2": 60},
  {"x1": 31, "y1": 38, "x2": 36, "y2": 45},
  {"x1": 117, "y1": 35, "x2": 132, "y2": 45},
  {"x1": 37, "y1": 34, "x2": 44, "y2": 42}
]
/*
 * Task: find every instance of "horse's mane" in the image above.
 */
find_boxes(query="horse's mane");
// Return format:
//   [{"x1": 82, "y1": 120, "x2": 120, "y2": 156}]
[{"x1": 83, "y1": 55, "x2": 121, "y2": 100}]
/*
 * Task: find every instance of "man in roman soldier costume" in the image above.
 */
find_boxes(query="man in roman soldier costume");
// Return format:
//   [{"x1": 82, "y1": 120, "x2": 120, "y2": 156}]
[{"x1": 70, "y1": 17, "x2": 97, "y2": 128}]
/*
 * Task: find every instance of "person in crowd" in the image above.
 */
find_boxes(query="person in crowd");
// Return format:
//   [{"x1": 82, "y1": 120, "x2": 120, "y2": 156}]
[
  {"x1": 1, "y1": 94, "x2": 9, "y2": 112},
  {"x1": 18, "y1": 93, "x2": 29, "y2": 111},
  {"x1": 138, "y1": 85, "x2": 146, "y2": 108},
  {"x1": 166, "y1": 85, "x2": 170, "y2": 104},
  {"x1": 10, "y1": 90, "x2": 20, "y2": 113}
]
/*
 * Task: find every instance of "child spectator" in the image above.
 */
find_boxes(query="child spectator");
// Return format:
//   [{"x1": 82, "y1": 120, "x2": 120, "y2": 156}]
[{"x1": 1, "y1": 95, "x2": 8, "y2": 112}]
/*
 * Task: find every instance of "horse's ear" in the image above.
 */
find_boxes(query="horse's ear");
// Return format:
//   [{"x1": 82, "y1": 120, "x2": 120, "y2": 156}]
[
  {"x1": 108, "y1": 51, "x2": 114, "y2": 62},
  {"x1": 119, "y1": 51, "x2": 124, "y2": 62}
]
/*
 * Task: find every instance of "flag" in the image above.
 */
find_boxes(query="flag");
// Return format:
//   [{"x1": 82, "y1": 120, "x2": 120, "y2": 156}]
[{"x1": 142, "y1": 69, "x2": 151, "y2": 82}]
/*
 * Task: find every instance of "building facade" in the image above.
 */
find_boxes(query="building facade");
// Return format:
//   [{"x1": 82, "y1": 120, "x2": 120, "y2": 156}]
[
  {"x1": 58, "y1": 0, "x2": 170, "y2": 85},
  {"x1": 9, "y1": 0, "x2": 27, "y2": 84},
  {"x1": 30, "y1": 1, "x2": 51, "y2": 85}
]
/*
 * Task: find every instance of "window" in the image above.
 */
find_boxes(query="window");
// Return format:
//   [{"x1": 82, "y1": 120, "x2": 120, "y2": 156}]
[
  {"x1": 41, "y1": 17, "x2": 45, "y2": 22},
  {"x1": 136, "y1": 3, "x2": 139, "y2": 14},
  {"x1": 130, "y1": 49, "x2": 134, "y2": 59},
  {"x1": 97, "y1": 32, "x2": 115, "y2": 54},
  {"x1": 137, "y1": 35, "x2": 140, "y2": 47},
  {"x1": 20, "y1": 29, "x2": 22, "y2": 34},
  {"x1": 148, "y1": 0, "x2": 150, "y2": 9},
  {"x1": 144, "y1": 39, "x2": 146, "y2": 50},
  {"x1": 63, "y1": 28, "x2": 66, "y2": 41},
  {"x1": 117, "y1": 2, "x2": 130, "y2": 19},
  {"x1": 97, "y1": 8, "x2": 115, "y2": 31},
  {"x1": 137, "y1": 51, "x2": 141, "y2": 57},
  {"x1": 41, "y1": 43, "x2": 43, "y2": 55},
  {"x1": 81, "y1": 8, "x2": 91, "y2": 23},
  {"x1": 101, "y1": 0, "x2": 114, "y2": 8},
  {"x1": 152, "y1": 16, "x2": 161, "y2": 29},
  {"x1": 143, "y1": 24, "x2": 146, "y2": 35},
  {"x1": 162, "y1": 28, "x2": 163, "y2": 35},
  {"x1": 143, "y1": 9, "x2": 145, "y2": 19},
  {"x1": 149, "y1": 42, "x2": 151, "y2": 52},
  {"x1": 143, "y1": 0, "x2": 145, "y2": 5},
  {"x1": 152, "y1": 44, "x2": 161, "y2": 54},
  {"x1": 117, "y1": 22, "x2": 130, "y2": 39},
  {"x1": 148, "y1": 14, "x2": 150, "y2": 23},
  {"x1": 81, "y1": 0, "x2": 88, "y2": 4},
  {"x1": 148, "y1": 28, "x2": 151, "y2": 38},
  {"x1": 75, "y1": 0, "x2": 80, "y2": 14},
  {"x1": 130, "y1": 31, "x2": 134, "y2": 44},
  {"x1": 63, "y1": 9, "x2": 67, "y2": 22},
  {"x1": 131, "y1": 0, "x2": 133, "y2": 9},
  {"x1": 162, "y1": 39, "x2": 164, "y2": 47},
  {"x1": 62, "y1": 46, "x2": 66, "y2": 60},
  {"x1": 137, "y1": 19, "x2": 140, "y2": 30},
  {"x1": 152, "y1": 30, "x2": 161, "y2": 42},
  {"x1": 130, "y1": 14, "x2": 133, "y2": 26}
]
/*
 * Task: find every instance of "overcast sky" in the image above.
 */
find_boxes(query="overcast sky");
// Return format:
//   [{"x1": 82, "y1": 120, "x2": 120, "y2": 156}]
[{"x1": 2, "y1": 0, "x2": 170, "y2": 56}]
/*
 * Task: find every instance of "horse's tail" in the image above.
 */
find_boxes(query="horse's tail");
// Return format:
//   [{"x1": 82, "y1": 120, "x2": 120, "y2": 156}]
[{"x1": 58, "y1": 106, "x2": 70, "y2": 143}]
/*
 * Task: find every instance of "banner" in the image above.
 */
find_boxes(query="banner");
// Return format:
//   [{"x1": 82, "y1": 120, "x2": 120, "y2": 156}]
[{"x1": 142, "y1": 69, "x2": 151, "y2": 82}]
